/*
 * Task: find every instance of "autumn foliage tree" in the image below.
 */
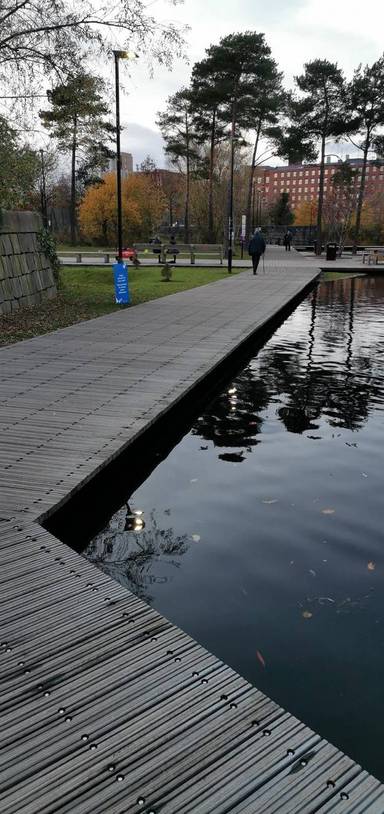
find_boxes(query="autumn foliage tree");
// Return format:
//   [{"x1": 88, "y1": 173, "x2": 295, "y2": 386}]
[{"x1": 79, "y1": 173, "x2": 166, "y2": 245}]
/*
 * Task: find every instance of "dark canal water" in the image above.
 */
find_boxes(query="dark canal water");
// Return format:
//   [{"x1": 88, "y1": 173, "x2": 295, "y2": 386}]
[{"x1": 84, "y1": 276, "x2": 384, "y2": 780}]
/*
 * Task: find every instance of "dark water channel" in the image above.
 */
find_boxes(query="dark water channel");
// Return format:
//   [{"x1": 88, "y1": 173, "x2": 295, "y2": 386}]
[{"x1": 84, "y1": 276, "x2": 384, "y2": 779}]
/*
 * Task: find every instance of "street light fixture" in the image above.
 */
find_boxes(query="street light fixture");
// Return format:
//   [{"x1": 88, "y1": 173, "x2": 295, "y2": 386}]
[{"x1": 113, "y1": 50, "x2": 137, "y2": 263}]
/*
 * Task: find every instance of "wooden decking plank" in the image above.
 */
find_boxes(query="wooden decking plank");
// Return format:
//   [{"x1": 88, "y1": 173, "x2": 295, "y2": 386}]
[{"x1": 1, "y1": 250, "x2": 380, "y2": 812}]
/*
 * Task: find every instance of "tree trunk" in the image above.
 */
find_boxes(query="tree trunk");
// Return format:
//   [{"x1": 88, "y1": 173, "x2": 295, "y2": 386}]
[
  {"x1": 208, "y1": 108, "x2": 216, "y2": 243},
  {"x1": 353, "y1": 132, "x2": 370, "y2": 254},
  {"x1": 316, "y1": 130, "x2": 326, "y2": 255},
  {"x1": 184, "y1": 112, "x2": 190, "y2": 243},
  {"x1": 70, "y1": 114, "x2": 77, "y2": 245},
  {"x1": 245, "y1": 120, "x2": 262, "y2": 239}
]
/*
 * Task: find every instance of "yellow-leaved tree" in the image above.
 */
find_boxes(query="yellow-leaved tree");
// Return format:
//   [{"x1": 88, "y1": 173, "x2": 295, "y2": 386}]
[
  {"x1": 293, "y1": 199, "x2": 317, "y2": 226},
  {"x1": 79, "y1": 172, "x2": 166, "y2": 245}
]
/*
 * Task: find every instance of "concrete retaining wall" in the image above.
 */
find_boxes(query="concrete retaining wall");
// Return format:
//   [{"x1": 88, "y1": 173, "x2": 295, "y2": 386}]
[{"x1": 0, "y1": 210, "x2": 57, "y2": 315}]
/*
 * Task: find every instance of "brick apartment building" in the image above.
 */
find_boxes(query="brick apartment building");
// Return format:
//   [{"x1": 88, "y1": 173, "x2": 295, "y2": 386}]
[{"x1": 255, "y1": 157, "x2": 384, "y2": 211}]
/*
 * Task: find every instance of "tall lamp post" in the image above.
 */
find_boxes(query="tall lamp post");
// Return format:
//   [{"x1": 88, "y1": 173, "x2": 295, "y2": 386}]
[
  {"x1": 39, "y1": 148, "x2": 48, "y2": 229},
  {"x1": 227, "y1": 101, "x2": 237, "y2": 274},
  {"x1": 113, "y1": 50, "x2": 136, "y2": 263}
]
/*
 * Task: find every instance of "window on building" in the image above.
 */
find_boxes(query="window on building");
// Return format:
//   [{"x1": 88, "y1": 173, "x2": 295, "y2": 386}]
[
  {"x1": 292, "y1": 180, "x2": 296, "y2": 185},
  {"x1": 265, "y1": 176, "x2": 270, "y2": 182},
  {"x1": 305, "y1": 170, "x2": 309, "y2": 175},
  {"x1": 299, "y1": 171, "x2": 303, "y2": 176},
  {"x1": 274, "y1": 172, "x2": 278, "y2": 177},
  {"x1": 293, "y1": 171, "x2": 296, "y2": 176},
  {"x1": 311, "y1": 170, "x2": 316, "y2": 175}
]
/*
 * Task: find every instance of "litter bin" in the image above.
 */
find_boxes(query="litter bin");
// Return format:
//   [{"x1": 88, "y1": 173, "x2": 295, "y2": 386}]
[{"x1": 326, "y1": 242, "x2": 337, "y2": 261}]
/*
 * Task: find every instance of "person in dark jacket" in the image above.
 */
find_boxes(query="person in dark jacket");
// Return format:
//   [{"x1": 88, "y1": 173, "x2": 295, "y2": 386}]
[
  {"x1": 248, "y1": 228, "x2": 266, "y2": 274},
  {"x1": 152, "y1": 235, "x2": 162, "y2": 263},
  {"x1": 283, "y1": 230, "x2": 293, "y2": 251}
]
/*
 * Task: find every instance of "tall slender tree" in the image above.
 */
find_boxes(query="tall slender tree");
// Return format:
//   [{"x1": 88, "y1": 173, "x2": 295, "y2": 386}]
[
  {"x1": 157, "y1": 89, "x2": 201, "y2": 243},
  {"x1": 347, "y1": 57, "x2": 384, "y2": 252},
  {"x1": 241, "y1": 64, "x2": 285, "y2": 238},
  {"x1": 191, "y1": 61, "x2": 228, "y2": 242},
  {"x1": 40, "y1": 72, "x2": 114, "y2": 243},
  {"x1": 194, "y1": 32, "x2": 274, "y2": 250},
  {"x1": 295, "y1": 60, "x2": 346, "y2": 254}
]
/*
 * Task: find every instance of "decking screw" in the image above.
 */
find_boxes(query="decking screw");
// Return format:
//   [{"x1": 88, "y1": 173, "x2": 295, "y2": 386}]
[
  {"x1": 81, "y1": 734, "x2": 89, "y2": 741},
  {"x1": 340, "y1": 793, "x2": 349, "y2": 801}
]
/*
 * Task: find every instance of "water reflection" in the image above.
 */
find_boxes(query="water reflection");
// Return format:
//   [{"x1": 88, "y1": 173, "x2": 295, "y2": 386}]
[
  {"x1": 84, "y1": 276, "x2": 384, "y2": 779},
  {"x1": 87, "y1": 504, "x2": 189, "y2": 603}
]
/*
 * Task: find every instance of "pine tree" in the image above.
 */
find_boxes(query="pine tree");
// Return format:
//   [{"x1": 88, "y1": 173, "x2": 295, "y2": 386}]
[
  {"x1": 295, "y1": 60, "x2": 346, "y2": 254},
  {"x1": 157, "y1": 89, "x2": 201, "y2": 243},
  {"x1": 40, "y1": 72, "x2": 114, "y2": 243},
  {"x1": 347, "y1": 57, "x2": 384, "y2": 251}
]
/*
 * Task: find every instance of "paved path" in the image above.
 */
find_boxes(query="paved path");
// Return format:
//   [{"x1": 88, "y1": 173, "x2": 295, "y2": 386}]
[
  {"x1": 1, "y1": 248, "x2": 383, "y2": 812},
  {"x1": 58, "y1": 247, "x2": 372, "y2": 272}
]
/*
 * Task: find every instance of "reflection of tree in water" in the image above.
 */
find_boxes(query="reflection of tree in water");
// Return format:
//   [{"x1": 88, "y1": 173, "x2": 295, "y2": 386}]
[
  {"x1": 191, "y1": 367, "x2": 270, "y2": 453},
  {"x1": 85, "y1": 504, "x2": 189, "y2": 604},
  {"x1": 192, "y1": 279, "x2": 383, "y2": 450}
]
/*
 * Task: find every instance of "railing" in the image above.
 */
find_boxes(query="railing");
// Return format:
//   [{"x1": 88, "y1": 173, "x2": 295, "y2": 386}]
[{"x1": 58, "y1": 245, "x2": 224, "y2": 265}]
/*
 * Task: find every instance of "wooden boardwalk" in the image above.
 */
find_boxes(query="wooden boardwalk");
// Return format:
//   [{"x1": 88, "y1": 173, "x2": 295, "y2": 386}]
[{"x1": 1, "y1": 248, "x2": 383, "y2": 812}]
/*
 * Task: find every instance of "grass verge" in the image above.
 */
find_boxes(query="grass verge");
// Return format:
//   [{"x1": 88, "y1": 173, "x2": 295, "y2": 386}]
[{"x1": 0, "y1": 264, "x2": 242, "y2": 346}]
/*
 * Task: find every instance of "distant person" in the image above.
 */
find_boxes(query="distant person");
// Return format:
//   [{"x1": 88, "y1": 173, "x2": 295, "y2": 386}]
[
  {"x1": 283, "y1": 230, "x2": 293, "y2": 251},
  {"x1": 167, "y1": 234, "x2": 179, "y2": 264},
  {"x1": 152, "y1": 235, "x2": 162, "y2": 263},
  {"x1": 248, "y1": 228, "x2": 266, "y2": 275}
]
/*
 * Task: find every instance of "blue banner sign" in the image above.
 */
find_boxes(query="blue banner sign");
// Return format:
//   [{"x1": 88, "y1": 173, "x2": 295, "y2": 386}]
[{"x1": 113, "y1": 262, "x2": 130, "y2": 305}]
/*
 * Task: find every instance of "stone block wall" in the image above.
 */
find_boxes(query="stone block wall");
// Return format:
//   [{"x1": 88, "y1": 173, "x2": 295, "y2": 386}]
[{"x1": 0, "y1": 210, "x2": 57, "y2": 315}]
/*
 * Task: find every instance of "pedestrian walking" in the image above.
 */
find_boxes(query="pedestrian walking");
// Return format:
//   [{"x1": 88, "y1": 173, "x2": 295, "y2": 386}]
[
  {"x1": 283, "y1": 230, "x2": 293, "y2": 251},
  {"x1": 248, "y1": 228, "x2": 266, "y2": 275}
]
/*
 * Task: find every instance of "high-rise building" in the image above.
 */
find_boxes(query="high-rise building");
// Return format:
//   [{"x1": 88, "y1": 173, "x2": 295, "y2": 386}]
[{"x1": 108, "y1": 152, "x2": 133, "y2": 177}]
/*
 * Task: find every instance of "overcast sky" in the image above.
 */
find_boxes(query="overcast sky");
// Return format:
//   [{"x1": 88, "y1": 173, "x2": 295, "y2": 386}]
[{"x1": 117, "y1": 0, "x2": 384, "y2": 168}]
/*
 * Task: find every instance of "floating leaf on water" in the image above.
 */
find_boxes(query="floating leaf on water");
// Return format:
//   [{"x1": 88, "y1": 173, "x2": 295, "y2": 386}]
[
  {"x1": 321, "y1": 508, "x2": 335, "y2": 515},
  {"x1": 318, "y1": 597, "x2": 335, "y2": 605},
  {"x1": 367, "y1": 561, "x2": 376, "y2": 571},
  {"x1": 309, "y1": 569, "x2": 316, "y2": 578},
  {"x1": 190, "y1": 478, "x2": 198, "y2": 484},
  {"x1": 241, "y1": 587, "x2": 248, "y2": 597},
  {"x1": 362, "y1": 472, "x2": 368, "y2": 478},
  {"x1": 262, "y1": 499, "x2": 278, "y2": 505},
  {"x1": 191, "y1": 534, "x2": 201, "y2": 542},
  {"x1": 290, "y1": 560, "x2": 294, "y2": 566},
  {"x1": 200, "y1": 446, "x2": 208, "y2": 451},
  {"x1": 302, "y1": 610, "x2": 313, "y2": 619},
  {"x1": 256, "y1": 650, "x2": 266, "y2": 668}
]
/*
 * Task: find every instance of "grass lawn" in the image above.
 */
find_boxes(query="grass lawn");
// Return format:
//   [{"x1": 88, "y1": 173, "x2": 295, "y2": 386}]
[{"x1": 0, "y1": 264, "x2": 242, "y2": 346}]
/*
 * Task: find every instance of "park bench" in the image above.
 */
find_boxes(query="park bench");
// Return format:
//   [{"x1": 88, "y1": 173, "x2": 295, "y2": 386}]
[
  {"x1": 363, "y1": 248, "x2": 384, "y2": 265},
  {"x1": 59, "y1": 250, "x2": 112, "y2": 264},
  {"x1": 133, "y1": 243, "x2": 224, "y2": 264}
]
